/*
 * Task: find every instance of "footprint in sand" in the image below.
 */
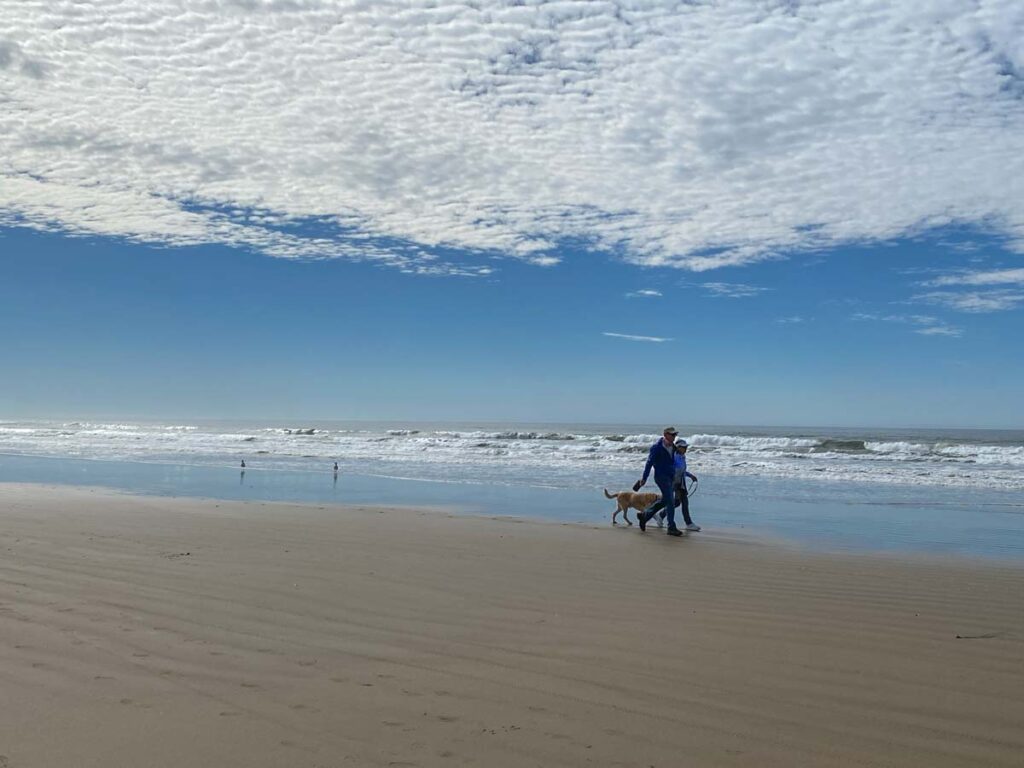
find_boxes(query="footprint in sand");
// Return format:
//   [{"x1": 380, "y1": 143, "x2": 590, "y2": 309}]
[{"x1": 438, "y1": 715, "x2": 458, "y2": 723}]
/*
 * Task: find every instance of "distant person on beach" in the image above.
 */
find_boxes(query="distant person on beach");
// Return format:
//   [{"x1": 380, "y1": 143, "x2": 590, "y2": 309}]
[
  {"x1": 241, "y1": 460, "x2": 246, "y2": 469},
  {"x1": 333, "y1": 462, "x2": 338, "y2": 472},
  {"x1": 671, "y1": 439, "x2": 701, "y2": 532},
  {"x1": 633, "y1": 427, "x2": 684, "y2": 537}
]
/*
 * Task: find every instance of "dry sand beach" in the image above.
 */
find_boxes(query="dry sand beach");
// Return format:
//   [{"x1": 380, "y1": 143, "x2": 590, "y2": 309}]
[{"x1": 1, "y1": 483, "x2": 1022, "y2": 767}]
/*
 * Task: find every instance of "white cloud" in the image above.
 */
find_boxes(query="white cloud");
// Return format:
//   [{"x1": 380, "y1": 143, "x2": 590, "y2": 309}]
[
  {"x1": 915, "y1": 325, "x2": 962, "y2": 337},
  {"x1": 915, "y1": 290, "x2": 1024, "y2": 313},
  {"x1": 852, "y1": 312, "x2": 962, "y2": 337},
  {"x1": 910, "y1": 267, "x2": 1024, "y2": 312},
  {"x1": 927, "y1": 268, "x2": 1024, "y2": 287},
  {"x1": 626, "y1": 289, "x2": 661, "y2": 298},
  {"x1": 1, "y1": 2, "x2": 1024, "y2": 273},
  {"x1": 700, "y1": 282, "x2": 769, "y2": 299},
  {"x1": 775, "y1": 316, "x2": 804, "y2": 324},
  {"x1": 603, "y1": 332, "x2": 672, "y2": 343}
]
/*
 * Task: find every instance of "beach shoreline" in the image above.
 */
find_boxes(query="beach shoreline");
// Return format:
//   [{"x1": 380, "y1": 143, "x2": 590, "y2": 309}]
[
  {"x1": 1, "y1": 482, "x2": 1023, "y2": 767},
  {"x1": 4, "y1": 452, "x2": 1024, "y2": 562}
]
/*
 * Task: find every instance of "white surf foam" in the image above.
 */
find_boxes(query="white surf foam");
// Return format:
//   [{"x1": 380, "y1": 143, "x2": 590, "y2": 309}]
[{"x1": 1, "y1": 421, "x2": 1022, "y2": 492}]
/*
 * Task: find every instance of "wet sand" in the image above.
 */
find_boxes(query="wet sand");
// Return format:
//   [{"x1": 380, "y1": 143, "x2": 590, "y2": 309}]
[{"x1": 1, "y1": 483, "x2": 1022, "y2": 767}]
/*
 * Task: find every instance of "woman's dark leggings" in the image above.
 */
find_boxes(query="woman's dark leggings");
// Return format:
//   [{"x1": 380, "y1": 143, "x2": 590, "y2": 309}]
[{"x1": 673, "y1": 483, "x2": 694, "y2": 526}]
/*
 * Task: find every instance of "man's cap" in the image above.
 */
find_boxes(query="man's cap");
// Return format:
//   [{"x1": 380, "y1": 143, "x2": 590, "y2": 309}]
[
  {"x1": 675, "y1": 438, "x2": 688, "y2": 448},
  {"x1": 663, "y1": 426, "x2": 679, "y2": 435}
]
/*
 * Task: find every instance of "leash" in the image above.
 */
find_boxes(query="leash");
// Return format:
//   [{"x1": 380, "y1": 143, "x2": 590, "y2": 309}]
[{"x1": 686, "y1": 478, "x2": 699, "y2": 497}]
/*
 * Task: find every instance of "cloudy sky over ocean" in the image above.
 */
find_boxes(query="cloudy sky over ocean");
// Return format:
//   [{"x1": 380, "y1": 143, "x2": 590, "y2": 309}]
[{"x1": 2, "y1": 1, "x2": 1023, "y2": 426}]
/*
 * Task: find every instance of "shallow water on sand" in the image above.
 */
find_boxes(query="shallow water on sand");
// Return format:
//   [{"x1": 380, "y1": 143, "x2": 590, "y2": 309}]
[{"x1": 2, "y1": 453, "x2": 1023, "y2": 561}]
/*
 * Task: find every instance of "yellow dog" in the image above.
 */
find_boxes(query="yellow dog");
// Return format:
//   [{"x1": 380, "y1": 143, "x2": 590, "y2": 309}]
[{"x1": 603, "y1": 489, "x2": 661, "y2": 526}]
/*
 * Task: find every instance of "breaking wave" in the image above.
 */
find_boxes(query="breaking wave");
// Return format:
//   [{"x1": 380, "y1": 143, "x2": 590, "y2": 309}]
[
  {"x1": 816, "y1": 439, "x2": 868, "y2": 452},
  {"x1": 0, "y1": 420, "x2": 1022, "y2": 492}
]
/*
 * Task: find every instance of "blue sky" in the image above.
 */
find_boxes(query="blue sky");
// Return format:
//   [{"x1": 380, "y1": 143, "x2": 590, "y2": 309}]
[
  {"x1": 3, "y1": 224, "x2": 1022, "y2": 428},
  {"x1": 2, "y1": 1, "x2": 1023, "y2": 428}
]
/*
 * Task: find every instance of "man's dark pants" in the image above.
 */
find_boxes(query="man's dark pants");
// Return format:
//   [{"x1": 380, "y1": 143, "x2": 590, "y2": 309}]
[{"x1": 642, "y1": 478, "x2": 677, "y2": 530}]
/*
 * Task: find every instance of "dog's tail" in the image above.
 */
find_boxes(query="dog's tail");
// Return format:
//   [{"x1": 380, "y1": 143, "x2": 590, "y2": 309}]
[{"x1": 603, "y1": 488, "x2": 619, "y2": 499}]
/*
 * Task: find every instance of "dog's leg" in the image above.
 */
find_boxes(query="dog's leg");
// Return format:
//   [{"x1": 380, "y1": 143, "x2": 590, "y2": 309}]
[{"x1": 623, "y1": 506, "x2": 633, "y2": 526}]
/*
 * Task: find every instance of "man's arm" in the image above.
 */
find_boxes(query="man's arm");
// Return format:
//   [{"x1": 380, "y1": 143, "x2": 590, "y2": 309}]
[{"x1": 637, "y1": 444, "x2": 656, "y2": 487}]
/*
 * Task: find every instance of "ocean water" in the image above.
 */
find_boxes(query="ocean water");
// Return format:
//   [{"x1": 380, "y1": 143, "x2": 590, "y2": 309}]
[{"x1": 1, "y1": 419, "x2": 1023, "y2": 558}]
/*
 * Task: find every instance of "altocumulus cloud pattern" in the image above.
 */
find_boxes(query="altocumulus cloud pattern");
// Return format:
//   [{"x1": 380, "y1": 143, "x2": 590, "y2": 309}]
[{"x1": 1, "y1": 1, "x2": 1023, "y2": 274}]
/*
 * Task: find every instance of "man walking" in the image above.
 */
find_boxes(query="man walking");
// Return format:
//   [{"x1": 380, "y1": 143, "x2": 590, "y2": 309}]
[{"x1": 634, "y1": 427, "x2": 684, "y2": 537}]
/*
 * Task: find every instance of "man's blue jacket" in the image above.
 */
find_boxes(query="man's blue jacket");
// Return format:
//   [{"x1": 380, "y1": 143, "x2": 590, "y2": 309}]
[{"x1": 641, "y1": 440, "x2": 676, "y2": 485}]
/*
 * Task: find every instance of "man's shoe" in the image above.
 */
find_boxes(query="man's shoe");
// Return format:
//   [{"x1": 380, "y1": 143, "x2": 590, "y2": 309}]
[
  {"x1": 685, "y1": 522, "x2": 702, "y2": 532},
  {"x1": 667, "y1": 527, "x2": 684, "y2": 537},
  {"x1": 638, "y1": 511, "x2": 647, "y2": 532}
]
